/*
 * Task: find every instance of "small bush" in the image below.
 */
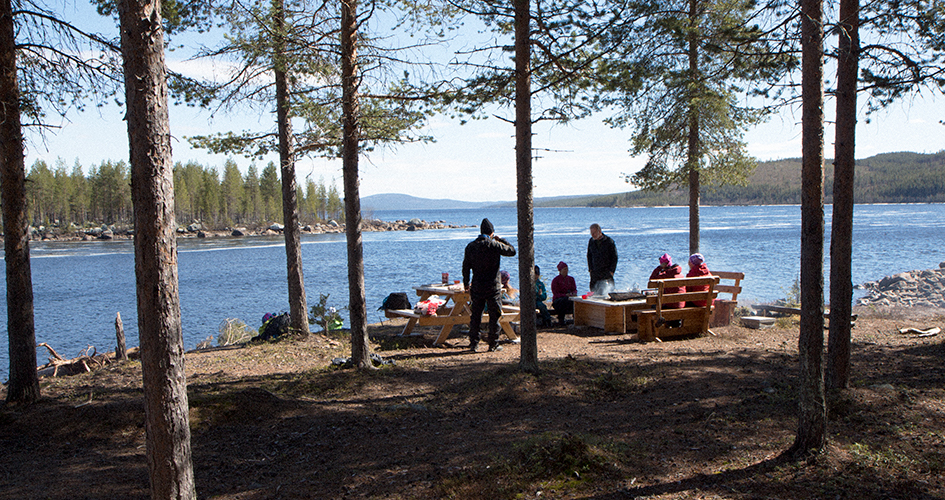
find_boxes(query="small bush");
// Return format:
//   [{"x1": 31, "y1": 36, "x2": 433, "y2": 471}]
[{"x1": 218, "y1": 318, "x2": 254, "y2": 346}]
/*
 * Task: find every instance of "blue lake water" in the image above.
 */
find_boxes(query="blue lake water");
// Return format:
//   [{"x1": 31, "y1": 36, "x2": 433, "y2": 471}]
[{"x1": 2, "y1": 203, "x2": 944, "y2": 382}]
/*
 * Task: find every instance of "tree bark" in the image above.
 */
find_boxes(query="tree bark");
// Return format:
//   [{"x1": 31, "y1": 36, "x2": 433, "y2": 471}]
[
  {"x1": 514, "y1": 0, "x2": 538, "y2": 373},
  {"x1": 827, "y1": 0, "x2": 859, "y2": 390},
  {"x1": 787, "y1": 0, "x2": 827, "y2": 460},
  {"x1": 116, "y1": 312, "x2": 127, "y2": 361},
  {"x1": 274, "y1": 0, "x2": 309, "y2": 337},
  {"x1": 687, "y1": 0, "x2": 701, "y2": 256},
  {"x1": 117, "y1": 0, "x2": 196, "y2": 496},
  {"x1": 340, "y1": 0, "x2": 371, "y2": 369},
  {"x1": 1, "y1": 0, "x2": 40, "y2": 405}
]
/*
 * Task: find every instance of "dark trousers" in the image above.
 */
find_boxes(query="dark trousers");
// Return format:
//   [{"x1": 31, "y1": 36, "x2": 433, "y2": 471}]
[
  {"x1": 552, "y1": 297, "x2": 573, "y2": 322},
  {"x1": 469, "y1": 291, "x2": 502, "y2": 346}
]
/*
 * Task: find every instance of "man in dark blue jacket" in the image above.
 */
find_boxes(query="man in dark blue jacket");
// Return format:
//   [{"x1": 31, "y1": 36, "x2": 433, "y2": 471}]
[
  {"x1": 587, "y1": 223, "x2": 618, "y2": 293},
  {"x1": 462, "y1": 218, "x2": 516, "y2": 352}
]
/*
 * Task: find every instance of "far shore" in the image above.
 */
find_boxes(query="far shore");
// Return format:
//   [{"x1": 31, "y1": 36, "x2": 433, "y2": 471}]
[{"x1": 15, "y1": 217, "x2": 473, "y2": 244}]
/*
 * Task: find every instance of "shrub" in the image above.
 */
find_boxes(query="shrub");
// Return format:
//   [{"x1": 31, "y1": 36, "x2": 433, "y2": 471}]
[{"x1": 218, "y1": 318, "x2": 254, "y2": 346}]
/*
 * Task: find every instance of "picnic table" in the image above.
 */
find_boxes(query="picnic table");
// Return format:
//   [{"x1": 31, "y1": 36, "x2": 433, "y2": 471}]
[
  {"x1": 570, "y1": 294, "x2": 650, "y2": 334},
  {"x1": 384, "y1": 283, "x2": 521, "y2": 346}
]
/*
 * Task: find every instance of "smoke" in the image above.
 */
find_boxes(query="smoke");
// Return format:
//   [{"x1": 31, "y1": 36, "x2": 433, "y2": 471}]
[{"x1": 591, "y1": 280, "x2": 616, "y2": 297}]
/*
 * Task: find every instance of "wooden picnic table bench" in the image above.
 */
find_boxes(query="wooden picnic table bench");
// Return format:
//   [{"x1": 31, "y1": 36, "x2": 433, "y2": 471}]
[
  {"x1": 709, "y1": 271, "x2": 744, "y2": 327},
  {"x1": 637, "y1": 276, "x2": 720, "y2": 341},
  {"x1": 384, "y1": 284, "x2": 520, "y2": 345}
]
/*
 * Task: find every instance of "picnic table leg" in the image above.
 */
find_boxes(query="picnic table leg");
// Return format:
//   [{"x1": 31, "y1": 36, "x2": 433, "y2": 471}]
[
  {"x1": 433, "y1": 324, "x2": 454, "y2": 346},
  {"x1": 399, "y1": 317, "x2": 419, "y2": 336}
]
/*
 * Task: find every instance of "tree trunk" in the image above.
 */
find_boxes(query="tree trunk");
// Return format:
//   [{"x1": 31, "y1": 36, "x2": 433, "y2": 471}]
[
  {"x1": 687, "y1": 0, "x2": 700, "y2": 256},
  {"x1": 341, "y1": 0, "x2": 371, "y2": 369},
  {"x1": 827, "y1": 0, "x2": 859, "y2": 390},
  {"x1": 787, "y1": 0, "x2": 827, "y2": 460},
  {"x1": 116, "y1": 312, "x2": 127, "y2": 361},
  {"x1": 1, "y1": 0, "x2": 40, "y2": 405},
  {"x1": 274, "y1": 0, "x2": 309, "y2": 337},
  {"x1": 514, "y1": 0, "x2": 538, "y2": 373},
  {"x1": 117, "y1": 0, "x2": 196, "y2": 496}
]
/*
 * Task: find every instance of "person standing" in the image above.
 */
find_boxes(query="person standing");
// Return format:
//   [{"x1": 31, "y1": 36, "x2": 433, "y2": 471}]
[
  {"x1": 587, "y1": 223, "x2": 618, "y2": 292},
  {"x1": 463, "y1": 218, "x2": 516, "y2": 352}
]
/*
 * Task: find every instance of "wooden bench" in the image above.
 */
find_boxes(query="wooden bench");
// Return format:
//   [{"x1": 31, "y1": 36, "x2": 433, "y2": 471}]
[
  {"x1": 384, "y1": 304, "x2": 520, "y2": 345},
  {"x1": 637, "y1": 276, "x2": 719, "y2": 342},
  {"x1": 709, "y1": 271, "x2": 744, "y2": 327}
]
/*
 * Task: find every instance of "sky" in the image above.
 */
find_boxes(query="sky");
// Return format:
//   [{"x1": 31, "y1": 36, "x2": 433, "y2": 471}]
[{"x1": 22, "y1": 3, "x2": 945, "y2": 204}]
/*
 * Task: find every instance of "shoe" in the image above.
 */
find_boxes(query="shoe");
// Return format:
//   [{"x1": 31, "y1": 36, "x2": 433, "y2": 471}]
[
  {"x1": 488, "y1": 344, "x2": 503, "y2": 352},
  {"x1": 468, "y1": 342, "x2": 479, "y2": 352}
]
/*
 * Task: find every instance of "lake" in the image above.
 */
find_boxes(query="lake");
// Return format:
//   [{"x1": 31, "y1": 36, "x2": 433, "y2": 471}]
[{"x1": 2, "y1": 203, "x2": 944, "y2": 381}]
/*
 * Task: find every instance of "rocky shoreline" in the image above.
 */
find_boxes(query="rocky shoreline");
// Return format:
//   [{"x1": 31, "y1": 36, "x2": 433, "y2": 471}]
[
  {"x1": 858, "y1": 262, "x2": 945, "y2": 308},
  {"x1": 23, "y1": 218, "x2": 473, "y2": 242}
]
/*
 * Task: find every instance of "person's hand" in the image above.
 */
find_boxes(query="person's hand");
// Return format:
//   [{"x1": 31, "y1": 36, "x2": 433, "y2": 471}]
[{"x1": 463, "y1": 283, "x2": 469, "y2": 292}]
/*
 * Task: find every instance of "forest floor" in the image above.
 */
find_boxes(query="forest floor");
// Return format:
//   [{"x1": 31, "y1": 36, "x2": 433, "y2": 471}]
[{"x1": 2, "y1": 305, "x2": 944, "y2": 499}]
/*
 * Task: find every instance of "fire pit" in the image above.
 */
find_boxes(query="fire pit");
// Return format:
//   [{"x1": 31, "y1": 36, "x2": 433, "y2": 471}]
[{"x1": 607, "y1": 291, "x2": 645, "y2": 302}]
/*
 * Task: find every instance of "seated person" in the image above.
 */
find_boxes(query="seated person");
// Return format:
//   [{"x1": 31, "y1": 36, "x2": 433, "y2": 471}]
[
  {"x1": 686, "y1": 253, "x2": 712, "y2": 307},
  {"x1": 649, "y1": 253, "x2": 685, "y2": 308},
  {"x1": 500, "y1": 270, "x2": 519, "y2": 305},
  {"x1": 534, "y1": 265, "x2": 553, "y2": 327},
  {"x1": 551, "y1": 261, "x2": 577, "y2": 325}
]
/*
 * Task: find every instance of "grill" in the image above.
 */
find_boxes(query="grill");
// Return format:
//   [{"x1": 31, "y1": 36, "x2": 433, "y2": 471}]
[{"x1": 607, "y1": 291, "x2": 645, "y2": 301}]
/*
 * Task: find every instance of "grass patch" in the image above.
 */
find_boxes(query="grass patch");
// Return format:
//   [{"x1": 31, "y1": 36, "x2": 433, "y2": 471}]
[{"x1": 434, "y1": 432, "x2": 623, "y2": 500}]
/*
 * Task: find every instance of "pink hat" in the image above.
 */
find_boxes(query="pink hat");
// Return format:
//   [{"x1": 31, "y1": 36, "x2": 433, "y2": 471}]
[
  {"x1": 659, "y1": 253, "x2": 672, "y2": 266},
  {"x1": 689, "y1": 253, "x2": 705, "y2": 266},
  {"x1": 557, "y1": 261, "x2": 568, "y2": 271}
]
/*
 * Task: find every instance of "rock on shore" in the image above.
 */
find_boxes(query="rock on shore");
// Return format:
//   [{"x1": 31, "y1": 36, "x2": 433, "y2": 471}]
[
  {"x1": 858, "y1": 262, "x2": 945, "y2": 308},
  {"x1": 20, "y1": 218, "x2": 472, "y2": 242}
]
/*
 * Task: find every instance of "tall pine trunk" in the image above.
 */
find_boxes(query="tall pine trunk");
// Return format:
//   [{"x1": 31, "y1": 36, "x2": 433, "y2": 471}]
[
  {"x1": 827, "y1": 0, "x2": 859, "y2": 390},
  {"x1": 117, "y1": 0, "x2": 196, "y2": 496},
  {"x1": 687, "y1": 0, "x2": 701, "y2": 256},
  {"x1": 1, "y1": 0, "x2": 39, "y2": 405},
  {"x1": 787, "y1": 0, "x2": 827, "y2": 460},
  {"x1": 341, "y1": 0, "x2": 371, "y2": 369},
  {"x1": 514, "y1": 0, "x2": 538, "y2": 373},
  {"x1": 274, "y1": 0, "x2": 309, "y2": 336}
]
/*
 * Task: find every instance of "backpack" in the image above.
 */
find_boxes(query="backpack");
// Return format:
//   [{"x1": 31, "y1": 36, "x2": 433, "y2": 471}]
[
  {"x1": 379, "y1": 292, "x2": 411, "y2": 310},
  {"x1": 254, "y1": 312, "x2": 290, "y2": 341}
]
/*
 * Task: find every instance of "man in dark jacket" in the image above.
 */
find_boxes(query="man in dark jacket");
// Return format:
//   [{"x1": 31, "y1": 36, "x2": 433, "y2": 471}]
[
  {"x1": 587, "y1": 223, "x2": 618, "y2": 292},
  {"x1": 463, "y1": 218, "x2": 516, "y2": 352}
]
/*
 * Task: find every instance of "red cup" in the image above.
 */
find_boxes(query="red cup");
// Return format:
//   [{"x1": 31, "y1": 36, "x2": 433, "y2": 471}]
[{"x1": 581, "y1": 294, "x2": 588, "y2": 299}]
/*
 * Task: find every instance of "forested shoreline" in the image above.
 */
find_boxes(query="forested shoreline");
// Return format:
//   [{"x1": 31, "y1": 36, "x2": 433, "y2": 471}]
[
  {"x1": 20, "y1": 157, "x2": 345, "y2": 233},
  {"x1": 539, "y1": 151, "x2": 945, "y2": 207}
]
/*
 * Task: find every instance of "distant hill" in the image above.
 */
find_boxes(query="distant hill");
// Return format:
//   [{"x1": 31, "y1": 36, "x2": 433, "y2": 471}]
[
  {"x1": 361, "y1": 193, "x2": 593, "y2": 211},
  {"x1": 360, "y1": 193, "x2": 499, "y2": 211},
  {"x1": 363, "y1": 152, "x2": 945, "y2": 210},
  {"x1": 537, "y1": 151, "x2": 945, "y2": 207}
]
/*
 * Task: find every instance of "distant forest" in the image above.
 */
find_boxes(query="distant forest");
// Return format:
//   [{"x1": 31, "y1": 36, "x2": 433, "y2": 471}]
[
  {"x1": 542, "y1": 151, "x2": 945, "y2": 207},
  {"x1": 22, "y1": 158, "x2": 345, "y2": 230}
]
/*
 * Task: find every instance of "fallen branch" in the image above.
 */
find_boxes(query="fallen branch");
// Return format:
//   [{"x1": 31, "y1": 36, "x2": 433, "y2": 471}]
[
  {"x1": 897, "y1": 327, "x2": 940, "y2": 337},
  {"x1": 36, "y1": 343, "x2": 113, "y2": 377}
]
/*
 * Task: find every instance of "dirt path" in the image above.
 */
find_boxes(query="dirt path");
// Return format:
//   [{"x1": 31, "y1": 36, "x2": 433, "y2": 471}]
[{"x1": 2, "y1": 306, "x2": 944, "y2": 499}]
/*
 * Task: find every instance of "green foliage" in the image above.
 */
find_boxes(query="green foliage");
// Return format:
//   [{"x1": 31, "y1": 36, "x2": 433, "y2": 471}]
[
  {"x1": 179, "y1": 0, "x2": 439, "y2": 163},
  {"x1": 23, "y1": 157, "x2": 343, "y2": 229},
  {"x1": 309, "y1": 294, "x2": 345, "y2": 334},
  {"x1": 598, "y1": 0, "x2": 797, "y2": 193},
  {"x1": 512, "y1": 432, "x2": 619, "y2": 481},
  {"x1": 779, "y1": 278, "x2": 801, "y2": 308},
  {"x1": 535, "y1": 151, "x2": 945, "y2": 207},
  {"x1": 217, "y1": 318, "x2": 255, "y2": 346}
]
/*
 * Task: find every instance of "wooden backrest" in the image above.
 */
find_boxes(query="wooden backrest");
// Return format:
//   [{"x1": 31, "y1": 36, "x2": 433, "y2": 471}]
[
  {"x1": 646, "y1": 276, "x2": 720, "y2": 315},
  {"x1": 711, "y1": 271, "x2": 744, "y2": 301}
]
